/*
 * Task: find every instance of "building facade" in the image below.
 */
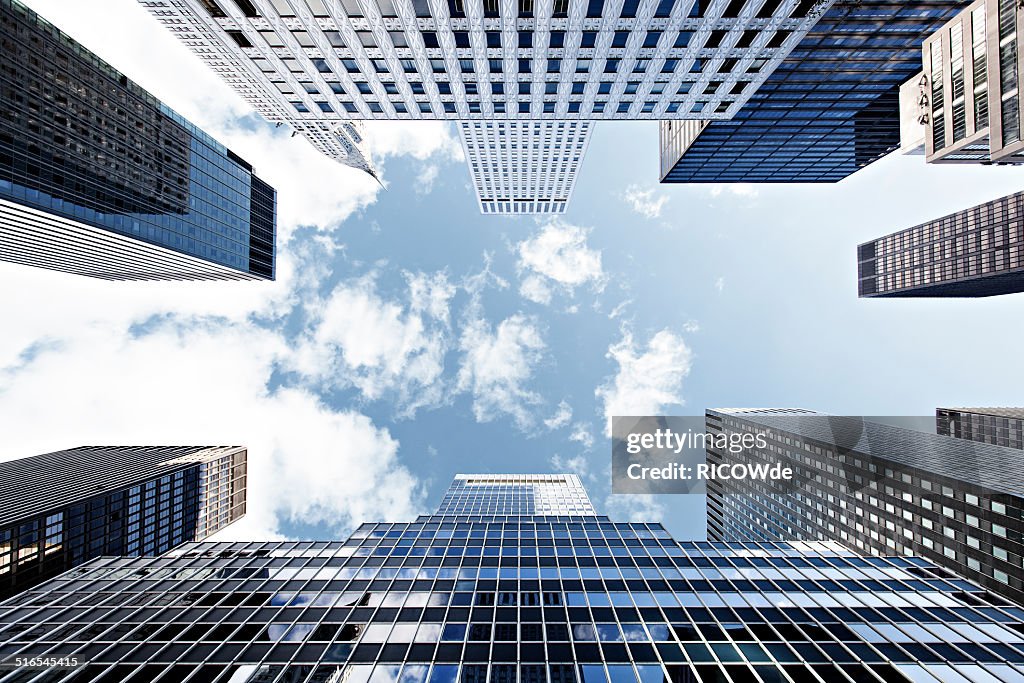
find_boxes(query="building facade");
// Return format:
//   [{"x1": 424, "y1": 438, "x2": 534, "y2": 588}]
[
  {"x1": 0, "y1": 0, "x2": 277, "y2": 281},
  {"x1": 0, "y1": 446, "x2": 247, "y2": 600},
  {"x1": 706, "y1": 409, "x2": 1024, "y2": 606},
  {"x1": 857, "y1": 190, "x2": 1024, "y2": 297},
  {"x1": 938, "y1": 407, "x2": 1024, "y2": 450},
  {"x1": 138, "y1": 0, "x2": 836, "y2": 209},
  {"x1": 921, "y1": 0, "x2": 1024, "y2": 165},
  {"x1": 659, "y1": 0, "x2": 967, "y2": 184},
  {"x1": 1, "y1": 473, "x2": 1024, "y2": 681},
  {"x1": 459, "y1": 121, "x2": 591, "y2": 214}
]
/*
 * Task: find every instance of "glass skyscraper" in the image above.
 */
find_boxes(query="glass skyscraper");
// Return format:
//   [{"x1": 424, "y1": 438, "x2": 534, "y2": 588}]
[
  {"x1": 0, "y1": 0, "x2": 277, "y2": 280},
  {"x1": 2, "y1": 473, "x2": 1024, "y2": 681},
  {"x1": 659, "y1": 1, "x2": 966, "y2": 183},
  {"x1": 0, "y1": 446, "x2": 247, "y2": 600},
  {"x1": 857, "y1": 190, "x2": 1024, "y2": 298},
  {"x1": 705, "y1": 409, "x2": 1024, "y2": 606}
]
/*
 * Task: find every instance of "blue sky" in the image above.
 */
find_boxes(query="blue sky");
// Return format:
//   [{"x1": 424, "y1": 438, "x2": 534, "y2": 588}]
[{"x1": 2, "y1": 0, "x2": 1024, "y2": 543}]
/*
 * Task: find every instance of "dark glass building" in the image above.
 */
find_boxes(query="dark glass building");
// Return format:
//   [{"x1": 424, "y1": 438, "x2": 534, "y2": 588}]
[
  {"x1": 0, "y1": 446, "x2": 247, "y2": 600},
  {"x1": 660, "y1": 1, "x2": 966, "y2": 183},
  {"x1": 0, "y1": 0, "x2": 276, "y2": 280},
  {"x1": 938, "y1": 408, "x2": 1024, "y2": 449},
  {"x1": 2, "y1": 473, "x2": 1024, "y2": 682},
  {"x1": 706, "y1": 409, "x2": 1024, "y2": 606},
  {"x1": 857, "y1": 190, "x2": 1024, "y2": 297}
]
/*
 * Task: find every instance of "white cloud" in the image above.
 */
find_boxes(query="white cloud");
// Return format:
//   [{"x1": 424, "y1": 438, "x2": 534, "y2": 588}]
[
  {"x1": 520, "y1": 274, "x2": 554, "y2": 305},
  {"x1": 516, "y1": 220, "x2": 605, "y2": 305},
  {"x1": 453, "y1": 257, "x2": 551, "y2": 428},
  {"x1": 608, "y1": 300, "x2": 632, "y2": 320},
  {"x1": 709, "y1": 184, "x2": 759, "y2": 199},
  {"x1": 456, "y1": 313, "x2": 547, "y2": 429},
  {"x1": 683, "y1": 320, "x2": 701, "y2": 333},
  {"x1": 715, "y1": 277, "x2": 725, "y2": 293},
  {"x1": 550, "y1": 453, "x2": 591, "y2": 480},
  {"x1": 596, "y1": 329, "x2": 693, "y2": 434},
  {"x1": 623, "y1": 185, "x2": 669, "y2": 219},
  {"x1": 569, "y1": 423, "x2": 596, "y2": 450},
  {"x1": 365, "y1": 121, "x2": 465, "y2": 163},
  {"x1": 290, "y1": 271, "x2": 455, "y2": 415},
  {"x1": 415, "y1": 164, "x2": 441, "y2": 196},
  {"x1": 605, "y1": 494, "x2": 665, "y2": 523},
  {"x1": 544, "y1": 401, "x2": 573, "y2": 430}
]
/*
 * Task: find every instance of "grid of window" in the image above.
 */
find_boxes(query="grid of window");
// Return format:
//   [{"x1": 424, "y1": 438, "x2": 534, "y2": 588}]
[
  {"x1": 460, "y1": 121, "x2": 591, "y2": 215},
  {"x1": 0, "y1": 0, "x2": 276, "y2": 281},
  {"x1": 2, "y1": 525, "x2": 1024, "y2": 682},
  {"x1": 923, "y1": 0, "x2": 988, "y2": 162},
  {"x1": 141, "y1": 0, "x2": 830, "y2": 125},
  {"x1": 0, "y1": 446, "x2": 247, "y2": 599},
  {"x1": 705, "y1": 410, "x2": 1024, "y2": 607},
  {"x1": 660, "y1": 1, "x2": 967, "y2": 184},
  {"x1": 857, "y1": 190, "x2": 1024, "y2": 297},
  {"x1": 937, "y1": 408, "x2": 1024, "y2": 451},
  {"x1": 437, "y1": 475, "x2": 595, "y2": 516},
  {"x1": 195, "y1": 449, "x2": 249, "y2": 540}
]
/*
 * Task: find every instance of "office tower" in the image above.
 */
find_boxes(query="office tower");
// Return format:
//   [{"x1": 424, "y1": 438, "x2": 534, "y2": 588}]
[
  {"x1": 0, "y1": 446, "x2": 247, "y2": 599},
  {"x1": 660, "y1": 1, "x2": 966, "y2": 183},
  {"x1": 706, "y1": 408, "x2": 1024, "y2": 605},
  {"x1": 3, "y1": 474, "x2": 1024, "y2": 682},
  {"x1": 0, "y1": 0, "x2": 277, "y2": 281},
  {"x1": 140, "y1": 0, "x2": 836, "y2": 211},
  {"x1": 921, "y1": 0, "x2": 1024, "y2": 165},
  {"x1": 460, "y1": 121, "x2": 591, "y2": 214},
  {"x1": 857, "y1": 190, "x2": 1024, "y2": 297},
  {"x1": 938, "y1": 407, "x2": 1024, "y2": 449}
]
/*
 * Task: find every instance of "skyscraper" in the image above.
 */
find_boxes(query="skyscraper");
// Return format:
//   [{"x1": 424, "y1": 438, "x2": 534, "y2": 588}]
[
  {"x1": 0, "y1": 0, "x2": 277, "y2": 281},
  {"x1": 659, "y1": 1, "x2": 967, "y2": 183},
  {"x1": 920, "y1": 0, "x2": 1024, "y2": 165},
  {"x1": 138, "y1": 0, "x2": 836, "y2": 210},
  {"x1": 2, "y1": 473, "x2": 1024, "y2": 682},
  {"x1": 706, "y1": 409, "x2": 1024, "y2": 605},
  {"x1": 459, "y1": 121, "x2": 591, "y2": 214},
  {"x1": 0, "y1": 446, "x2": 247, "y2": 599},
  {"x1": 857, "y1": 190, "x2": 1024, "y2": 297},
  {"x1": 938, "y1": 407, "x2": 1024, "y2": 449}
]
